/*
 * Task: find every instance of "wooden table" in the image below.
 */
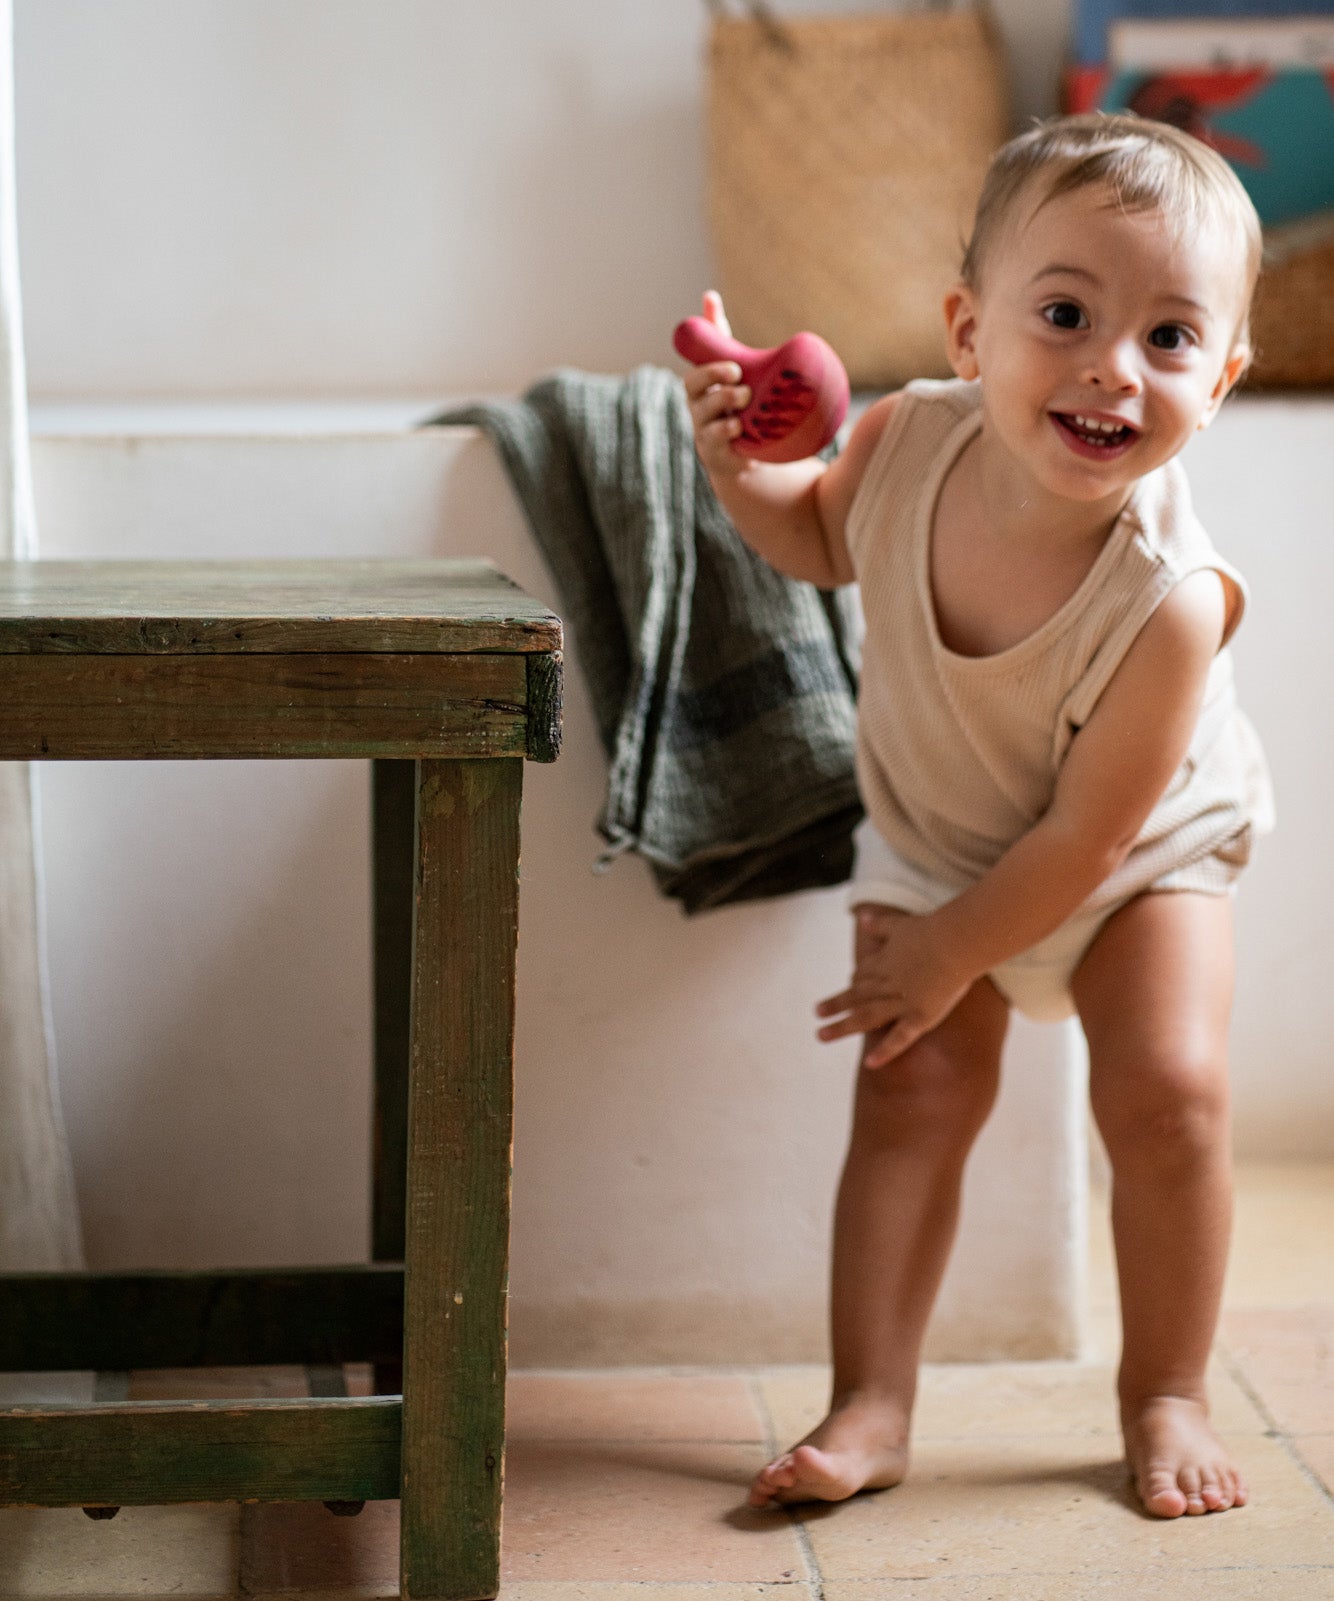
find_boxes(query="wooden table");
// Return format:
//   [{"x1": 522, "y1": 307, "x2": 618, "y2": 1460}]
[{"x1": 0, "y1": 559, "x2": 562, "y2": 1601}]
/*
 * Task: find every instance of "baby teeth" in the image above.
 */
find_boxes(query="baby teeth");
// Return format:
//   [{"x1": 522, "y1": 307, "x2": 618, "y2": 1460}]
[{"x1": 1072, "y1": 414, "x2": 1125, "y2": 434}]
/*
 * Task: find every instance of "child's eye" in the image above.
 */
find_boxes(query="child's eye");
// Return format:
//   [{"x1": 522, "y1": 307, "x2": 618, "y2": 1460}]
[
  {"x1": 1149, "y1": 323, "x2": 1194, "y2": 351},
  {"x1": 1042, "y1": 302, "x2": 1087, "y2": 331}
]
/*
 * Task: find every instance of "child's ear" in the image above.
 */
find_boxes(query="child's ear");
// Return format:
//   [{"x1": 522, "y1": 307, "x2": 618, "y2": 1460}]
[
  {"x1": 1198, "y1": 342, "x2": 1250, "y2": 428},
  {"x1": 944, "y1": 282, "x2": 981, "y2": 380}
]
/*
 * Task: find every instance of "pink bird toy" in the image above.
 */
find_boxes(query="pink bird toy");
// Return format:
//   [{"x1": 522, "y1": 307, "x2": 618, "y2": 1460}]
[{"x1": 673, "y1": 315, "x2": 850, "y2": 464}]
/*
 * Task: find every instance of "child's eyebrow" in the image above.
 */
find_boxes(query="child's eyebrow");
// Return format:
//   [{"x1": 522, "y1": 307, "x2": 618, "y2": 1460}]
[
  {"x1": 1157, "y1": 294, "x2": 1212, "y2": 319},
  {"x1": 1028, "y1": 264, "x2": 1211, "y2": 319},
  {"x1": 1028, "y1": 265, "x2": 1099, "y2": 288}
]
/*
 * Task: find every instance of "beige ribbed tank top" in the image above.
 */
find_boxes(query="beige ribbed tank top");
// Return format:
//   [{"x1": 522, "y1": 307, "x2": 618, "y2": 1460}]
[{"x1": 846, "y1": 378, "x2": 1273, "y2": 914}]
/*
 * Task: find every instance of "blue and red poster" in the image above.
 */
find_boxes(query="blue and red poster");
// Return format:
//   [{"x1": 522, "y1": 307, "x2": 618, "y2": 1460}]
[{"x1": 1065, "y1": 6, "x2": 1334, "y2": 227}]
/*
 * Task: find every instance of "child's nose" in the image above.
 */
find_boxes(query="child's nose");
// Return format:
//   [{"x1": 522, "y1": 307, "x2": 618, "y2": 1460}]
[{"x1": 1083, "y1": 336, "x2": 1142, "y2": 392}]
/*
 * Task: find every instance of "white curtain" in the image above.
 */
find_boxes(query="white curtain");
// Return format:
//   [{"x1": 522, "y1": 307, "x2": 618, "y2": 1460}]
[{"x1": 0, "y1": 0, "x2": 83, "y2": 1271}]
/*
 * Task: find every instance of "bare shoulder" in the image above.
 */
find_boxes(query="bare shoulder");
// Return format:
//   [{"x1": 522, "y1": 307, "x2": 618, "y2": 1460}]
[
  {"x1": 1133, "y1": 568, "x2": 1229, "y2": 666},
  {"x1": 830, "y1": 392, "x2": 904, "y2": 487},
  {"x1": 1054, "y1": 568, "x2": 1229, "y2": 829},
  {"x1": 1086, "y1": 569, "x2": 1227, "y2": 739}
]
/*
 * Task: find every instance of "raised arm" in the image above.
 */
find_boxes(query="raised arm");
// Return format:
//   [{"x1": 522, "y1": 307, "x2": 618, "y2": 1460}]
[{"x1": 682, "y1": 291, "x2": 898, "y2": 588}]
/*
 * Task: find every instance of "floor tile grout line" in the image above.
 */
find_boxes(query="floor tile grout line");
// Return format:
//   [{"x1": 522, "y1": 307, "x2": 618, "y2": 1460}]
[
  {"x1": 239, "y1": 1584, "x2": 818, "y2": 1598},
  {"x1": 509, "y1": 1435, "x2": 772, "y2": 1445},
  {"x1": 1278, "y1": 1435, "x2": 1334, "y2": 1509},
  {"x1": 509, "y1": 1428, "x2": 1269, "y2": 1443},
  {"x1": 1215, "y1": 1340, "x2": 1334, "y2": 1508},
  {"x1": 747, "y1": 1371, "x2": 826, "y2": 1601},
  {"x1": 797, "y1": 1566, "x2": 1334, "y2": 1582},
  {"x1": 1214, "y1": 1339, "x2": 1285, "y2": 1434}
]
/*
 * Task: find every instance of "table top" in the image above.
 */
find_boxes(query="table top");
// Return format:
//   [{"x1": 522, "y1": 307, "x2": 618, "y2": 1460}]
[{"x1": 0, "y1": 559, "x2": 562, "y2": 655}]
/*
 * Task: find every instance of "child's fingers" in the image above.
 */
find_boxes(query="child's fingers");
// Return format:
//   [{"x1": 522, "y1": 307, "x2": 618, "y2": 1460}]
[
  {"x1": 689, "y1": 382, "x2": 751, "y2": 425},
  {"x1": 816, "y1": 981, "x2": 895, "y2": 1018},
  {"x1": 701, "y1": 415, "x2": 740, "y2": 441},
  {"x1": 863, "y1": 1017, "x2": 925, "y2": 1068},
  {"x1": 686, "y1": 370, "x2": 754, "y2": 470},
  {"x1": 815, "y1": 986, "x2": 855, "y2": 1019},
  {"x1": 683, "y1": 361, "x2": 745, "y2": 400},
  {"x1": 694, "y1": 431, "x2": 747, "y2": 478},
  {"x1": 702, "y1": 289, "x2": 733, "y2": 338},
  {"x1": 700, "y1": 421, "x2": 744, "y2": 465},
  {"x1": 815, "y1": 995, "x2": 903, "y2": 1044}
]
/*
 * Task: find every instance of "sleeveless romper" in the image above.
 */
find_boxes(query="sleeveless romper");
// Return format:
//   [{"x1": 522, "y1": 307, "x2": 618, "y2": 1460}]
[{"x1": 844, "y1": 377, "x2": 1273, "y2": 1022}]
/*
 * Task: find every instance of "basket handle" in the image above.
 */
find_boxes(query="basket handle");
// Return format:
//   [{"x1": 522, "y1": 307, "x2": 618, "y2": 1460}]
[
  {"x1": 704, "y1": 0, "x2": 795, "y2": 52},
  {"x1": 705, "y1": 0, "x2": 965, "y2": 54}
]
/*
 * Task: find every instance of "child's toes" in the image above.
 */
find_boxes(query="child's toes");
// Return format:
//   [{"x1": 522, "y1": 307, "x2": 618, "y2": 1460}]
[
  {"x1": 1178, "y1": 1466, "x2": 1208, "y2": 1515},
  {"x1": 747, "y1": 1453, "x2": 796, "y2": 1508},
  {"x1": 1219, "y1": 1465, "x2": 1248, "y2": 1509},
  {"x1": 1200, "y1": 1471, "x2": 1228, "y2": 1511},
  {"x1": 1140, "y1": 1467, "x2": 1188, "y2": 1517}
]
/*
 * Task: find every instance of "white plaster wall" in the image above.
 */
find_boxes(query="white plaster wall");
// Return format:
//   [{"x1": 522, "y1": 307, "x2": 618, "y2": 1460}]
[
  {"x1": 1181, "y1": 400, "x2": 1333, "y2": 1161},
  {"x1": 14, "y1": 0, "x2": 1067, "y2": 401}
]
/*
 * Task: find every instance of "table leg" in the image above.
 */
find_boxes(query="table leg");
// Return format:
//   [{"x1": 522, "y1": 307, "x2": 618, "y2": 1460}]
[
  {"x1": 400, "y1": 757, "x2": 521, "y2": 1601},
  {"x1": 372, "y1": 758, "x2": 415, "y2": 1394},
  {"x1": 372, "y1": 757, "x2": 416, "y2": 1265}
]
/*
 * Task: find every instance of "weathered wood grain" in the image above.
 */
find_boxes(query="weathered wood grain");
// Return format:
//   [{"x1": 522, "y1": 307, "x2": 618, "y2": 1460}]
[
  {"x1": 0, "y1": 559, "x2": 562, "y2": 656},
  {"x1": 0, "y1": 652, "x2": 528, "y2": 759},
  {"x1": 401, "y1": 759, "x2": 520, "y2": 1601},
  {"x1": 0, "y1": 1397, "x2": 401, "y2": 1505},
  {"x1": 0, "y1": 1267, "x2": 404, "y2": 1370},
  {"x1": 525, "y1": 651, "x2": 563, "y2": 763}
]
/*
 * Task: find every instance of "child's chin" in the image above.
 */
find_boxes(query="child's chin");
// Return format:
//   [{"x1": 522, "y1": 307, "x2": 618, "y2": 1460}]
[{"x1": 1039, "y1": 460, "x2": 1135, "y2": 503}]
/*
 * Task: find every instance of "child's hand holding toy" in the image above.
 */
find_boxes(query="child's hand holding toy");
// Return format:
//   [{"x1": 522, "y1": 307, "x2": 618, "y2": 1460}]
[{"x1": 677, "y1": 291, "x2": 850, "y2": 470}]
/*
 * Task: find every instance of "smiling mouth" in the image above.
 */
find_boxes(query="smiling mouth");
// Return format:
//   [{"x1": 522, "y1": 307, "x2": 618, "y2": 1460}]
[{"x1": 1051, "y1": 412, "x2": 1140, "y2": 457}]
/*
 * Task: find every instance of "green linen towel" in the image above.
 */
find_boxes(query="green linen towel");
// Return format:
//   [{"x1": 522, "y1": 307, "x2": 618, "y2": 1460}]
[{"x1": 430, "y1": 365, "x2": 863, "y2": 913}]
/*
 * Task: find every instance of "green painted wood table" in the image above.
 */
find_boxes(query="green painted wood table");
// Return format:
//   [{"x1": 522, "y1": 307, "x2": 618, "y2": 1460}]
[{"x1": 0, "y1": 558, "x2": 563, "y2": 1601}]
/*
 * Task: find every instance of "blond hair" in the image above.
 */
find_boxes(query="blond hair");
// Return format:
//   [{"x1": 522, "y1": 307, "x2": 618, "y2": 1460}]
[{"x1": 961, "y1": 112, "x2": 1263, "y2": 347}]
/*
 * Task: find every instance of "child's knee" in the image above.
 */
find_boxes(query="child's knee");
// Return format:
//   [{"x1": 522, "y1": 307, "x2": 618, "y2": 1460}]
[
  {"x1": 1093, "y1": 1043, "x2": 1230, "y2": 1166},
  {"x1": 852, "y1": 1033, "x2": 998, "y2": 1150}
]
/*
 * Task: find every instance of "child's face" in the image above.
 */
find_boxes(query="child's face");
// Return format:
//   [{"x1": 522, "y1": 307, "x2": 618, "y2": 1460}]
[{"x1": 944, "y1": 182, "x2": 1250, "y2": 509}]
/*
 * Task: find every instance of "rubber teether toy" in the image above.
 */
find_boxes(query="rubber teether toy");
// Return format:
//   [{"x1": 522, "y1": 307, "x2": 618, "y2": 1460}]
[{"x1": 673, "y1": 316, "x2": 850, "y2": 464}]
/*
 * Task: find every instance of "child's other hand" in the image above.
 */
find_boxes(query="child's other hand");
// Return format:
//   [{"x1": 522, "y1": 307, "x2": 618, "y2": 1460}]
[
  {"x1": 816, "y1": 906, "x2": 972, "y2": 1068},
  {"x1": 682, "y1": 290, "x2": 753, "y2": 481}
]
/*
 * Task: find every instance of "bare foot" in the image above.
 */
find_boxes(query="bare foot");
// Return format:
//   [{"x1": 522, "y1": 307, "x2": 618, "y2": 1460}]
[
  {"x1": 1122, "y1": 1395, "x2": 1249, "y2": 1517},
  {"x1": 749, "y1": 1395, "x2": 910, "y2": 1509}
]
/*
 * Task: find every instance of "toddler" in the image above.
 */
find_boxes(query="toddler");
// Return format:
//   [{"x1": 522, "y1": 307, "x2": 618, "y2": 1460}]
[{"x1": 684, "y1": 112, "x2": 1272, "y2": 1519}]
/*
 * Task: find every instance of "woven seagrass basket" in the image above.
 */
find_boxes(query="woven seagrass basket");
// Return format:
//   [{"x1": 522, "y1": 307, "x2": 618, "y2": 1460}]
[
  {"x1": 705, "y1": 3, "x2": 1009, "y2": 389},
  {"x1": 1246, "y1": 213, "x2": 1334, "y2": 390}
]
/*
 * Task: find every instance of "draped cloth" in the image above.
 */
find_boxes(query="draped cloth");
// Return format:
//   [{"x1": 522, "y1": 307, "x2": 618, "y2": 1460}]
[
  {"x1": 0, "y1": 0, "x2": 83, "y2": 1270},
  {"x1": 433, "y1": 368, "x2": 864, "y2": 913}
]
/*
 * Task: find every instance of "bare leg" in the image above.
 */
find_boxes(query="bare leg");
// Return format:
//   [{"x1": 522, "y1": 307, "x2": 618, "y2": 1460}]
[
  {"x1": 750, "y1": 908, "x2": 1009, "y2": 1508},
  {"x1": 1073, "y1": 891, "x2": 1248, "y2": 1518}
]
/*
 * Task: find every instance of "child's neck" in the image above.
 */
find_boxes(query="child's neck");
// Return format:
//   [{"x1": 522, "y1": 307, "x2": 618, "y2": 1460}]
[
  {"x1": 973, "y1": 428, "x2": 1137, "y2": 556},
  {"x1": 929, "y1": 429, "x2": 1144, "y2": 659}
]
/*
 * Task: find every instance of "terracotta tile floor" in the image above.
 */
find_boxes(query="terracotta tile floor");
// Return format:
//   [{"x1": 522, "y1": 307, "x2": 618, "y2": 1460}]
[{"x1": 1, "y1": 1160, "x2": 1331, "y2": 1599}]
